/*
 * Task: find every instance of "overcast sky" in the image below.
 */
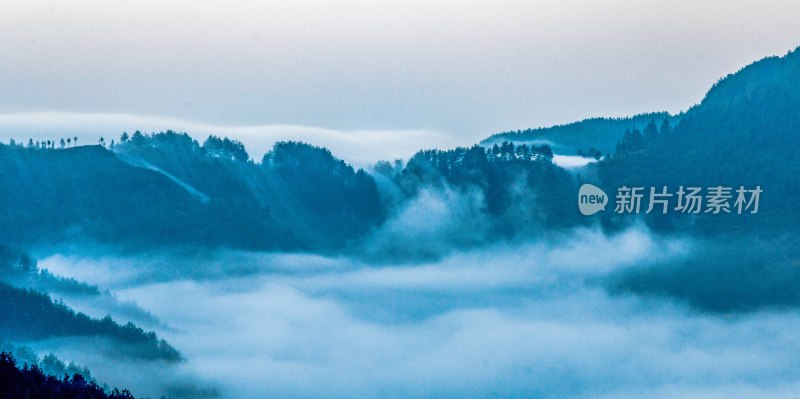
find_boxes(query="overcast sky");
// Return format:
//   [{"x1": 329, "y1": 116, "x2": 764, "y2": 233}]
[{"x1": 1, "y1": 0, "x2": 799, "y2": 162}]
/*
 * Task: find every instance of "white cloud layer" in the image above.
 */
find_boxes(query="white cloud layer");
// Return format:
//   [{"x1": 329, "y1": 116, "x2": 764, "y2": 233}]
[
  {"x1": 0, "y1": 111, "x2": 463, "y2": 165},
  {"x1": 36, "y1": 227, "x2": 800, "y2": 399}
]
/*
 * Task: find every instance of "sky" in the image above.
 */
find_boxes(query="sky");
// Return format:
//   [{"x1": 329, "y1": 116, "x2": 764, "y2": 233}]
[{"x1": 1, "y1": 0, "x2": 800, "y2": 162}]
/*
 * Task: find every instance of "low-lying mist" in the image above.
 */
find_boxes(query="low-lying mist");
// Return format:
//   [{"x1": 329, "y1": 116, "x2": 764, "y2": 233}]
[{"x1": 32, "y1": 224, "x2": 800, "y2": 399}]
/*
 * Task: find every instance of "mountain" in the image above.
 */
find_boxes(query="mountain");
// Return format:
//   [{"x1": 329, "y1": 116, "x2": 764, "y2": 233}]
[
  {"x1": 482, "y1": 112, "x2": 677, "y2": 156},
  {"x1": 0, "y1": 144, "x2": 201, "y2": 248},
  {"x1": 1, "y1": 48, "x2": 798, "y2": 258},
  {"x1": 0, "y1": 137, "x2": 384, "y2": 252},
  {"x1": 478, "y1": 46, "x2": 800, "y2": 238},
  {"x1": 390, "y1": 142, "x2": 578, "y2": 230},
  {"x1": 590, "y1": 47, "x2": 800, "y2": 312},
  {"x1": 0, "y1": 280, "x2": 181, "y2": 362},
  {"x1": 113, "y1": 133, "x2": 384, "y2": 250},
  {"x1": 597, "y1": 46, "x2": 800, "y2": 235}
]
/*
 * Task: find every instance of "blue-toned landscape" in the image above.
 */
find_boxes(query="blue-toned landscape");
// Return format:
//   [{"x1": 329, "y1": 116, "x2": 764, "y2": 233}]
[{"x1": 1, "y1": 2, "x2": 800, "y2": 398}]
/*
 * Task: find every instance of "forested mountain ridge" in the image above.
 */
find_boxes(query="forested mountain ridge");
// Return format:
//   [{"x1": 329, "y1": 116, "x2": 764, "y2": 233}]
[
  {"x1": 382, "y1": 142, "x2": 579, "y2": 234},
  {"x1": 0, "y1": 137, "x2": 384, "y2": 252},
  {"x1": 482, "y1": 112, "x2": 677, "y2": 157},
  {"x1": 113, "y1": 132, "x2": 385, "y2": 250},
  {"x1": 0, "y1": 47, "x2": 797, "y2": 254},
  {"x1": 0, "y1": 144, "x2": 201, "y2": 248},
  {"x1": 0, "y1": 42, "x2": 799, "y2": 399},
  {"x1": 596, "y1": 46, "x2": 800, "y2": 234},
  {"x1": 590, "y1": 47, "x2": 800, "y2": 313},
  {"x1": 0, "y1": 281, "x2": 181, "y2": 362}
]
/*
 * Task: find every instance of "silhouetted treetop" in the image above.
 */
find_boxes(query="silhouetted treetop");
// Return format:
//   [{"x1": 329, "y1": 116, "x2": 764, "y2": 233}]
[{"x1": 0, "y1": 351, "x2": 136, "y2": 399}]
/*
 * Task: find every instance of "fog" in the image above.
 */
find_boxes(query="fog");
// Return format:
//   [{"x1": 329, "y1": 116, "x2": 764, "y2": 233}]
[
  {"x1": 29, "y1": 223, "x2": 800, "y2": 399},
  {"x1": 3, "y1": 1, "x2": 799, "y2": 396},
  {"x1": 0, "y1": 111, "x2": 460, "y2": 165}
]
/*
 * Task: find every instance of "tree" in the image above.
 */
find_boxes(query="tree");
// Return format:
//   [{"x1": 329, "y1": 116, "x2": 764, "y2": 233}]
[
  {"x1": 74, "y1": 136, "x2": 78, "y2": 146},
  {"x1": 130, "y1": 131, "x2": 145, "y2": 146},
  {"x1": 644, "y1": 118, "x2": 659, "y2": 142},
  {"x1": 500, "y1": 141, "x2": 514, "y2": 159},
  {"x1": 59, "y1": 138, "x2": 65, "y2": 148},
  {"x1": 67, "y1": 138, "x2": 71, "y2": 147},
  {"x1": 659, "y1": 118, "x2": 671, "y2": 136},
  {"x1": 616, "y1": 128, "x2": 644, "y2": 156},
  {"x1": 18, "y1": 253, "x2": 36, "y2": 272},
  {"x1": 120, "y1": 132, "x2": 129, "y2": 143},
  {"x1": 0, "y1": 352, "x2": 136, "y2": 399},
  {"x1": 202, "y1": 135, "x2": 249, "y2": 162},
  {"x1": 99, "y1": 137, "x2": 105, "y2": 147}
]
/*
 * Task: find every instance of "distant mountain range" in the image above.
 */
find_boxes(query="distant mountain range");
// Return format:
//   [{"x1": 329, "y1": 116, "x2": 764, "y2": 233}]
[
  {"x1": 1, "y1": 45, "x2": 799, "y2": 398},
  {"x1": 482, "y1": 111, "x2": 677, "y2": 157},
  {"x1": 0, "y1": 47, "x2": 798, "y2": 253}
]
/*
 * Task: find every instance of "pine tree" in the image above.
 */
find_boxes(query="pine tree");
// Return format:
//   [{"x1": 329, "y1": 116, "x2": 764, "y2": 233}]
[
  {"x1": 659, "y1": 118, "x2": 671, "y2": 136},
  {"x1": 644, "y1": 118, "x2": 659, "y2": 142}
]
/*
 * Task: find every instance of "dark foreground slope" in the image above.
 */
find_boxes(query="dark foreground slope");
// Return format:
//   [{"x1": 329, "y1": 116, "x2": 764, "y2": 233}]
[{"x1": 0, "y1": 352, "x2": 135, "y2": 399}]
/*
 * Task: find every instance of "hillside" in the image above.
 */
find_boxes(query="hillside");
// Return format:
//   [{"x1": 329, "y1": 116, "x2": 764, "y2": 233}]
[
  {"x1": 0, "y1": 145, "x2": 201, "y2": 248},
  {"x1": 593, "y1": 47, "x2": 800, "y2": 312},
  {"x1": 597, "y1": 46, "x2": 800, "y2": 234},
  {"x1": 0, "y1": 49, "x2": 798, "y2": 255},
  {"x1": 0, "y1": 352, "x2": 135, "y2": 399},
  {"x1": 113, "y1": 133, "x2": 385, "y2": 250},
  {"x1": 482, "y1": 112, "x2": 677, "y2": 156},
  {"x1": 0, "y1": 139, "x2": 383, "y2": 252}
]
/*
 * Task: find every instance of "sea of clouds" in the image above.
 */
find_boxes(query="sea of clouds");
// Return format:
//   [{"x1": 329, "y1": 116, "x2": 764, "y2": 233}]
[{"x1": 32, "y1": 223, "x2": 800, "y2": 399}]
